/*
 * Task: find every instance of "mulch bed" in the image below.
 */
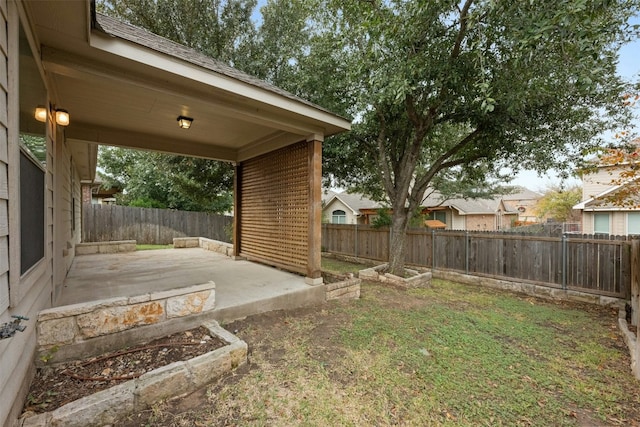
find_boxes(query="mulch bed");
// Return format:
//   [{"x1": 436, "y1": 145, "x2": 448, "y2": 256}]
[{"x1": 23, "y1": 326, "x2": 227, "y2": 414}]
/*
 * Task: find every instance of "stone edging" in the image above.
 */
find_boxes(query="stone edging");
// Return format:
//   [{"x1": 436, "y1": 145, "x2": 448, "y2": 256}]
[
  {"x1": 37, "y1": 282, "x2": 216, "y2": 365},
  {"x1": 173, "y1": 237, "x2": 233, "y2": 257},
  {"x1": 359, "y1": 264, "x2": 432, "y2": 288},
  {"x1": 20, "y1": 321, "x2": 247, "y2": 427},
  {"x1": 76, "y1": 240, "x2": 136, "y2": 255}
]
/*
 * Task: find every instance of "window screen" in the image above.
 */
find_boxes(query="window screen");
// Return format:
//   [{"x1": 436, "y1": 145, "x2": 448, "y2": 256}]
[
  {"x1": 20, "y1": 150, "x2": 45, "y2": 274},
  {"x1": 628, "y1": 212, "x2": 640, "y2": 235},
  {"x1": 332, "y1": 210, "x2": 346, "y2": 224},
  {"x1": 427, "y1": 211, "x2": 447, "y2": 224},
  {"x1": 593, "y1": 213, "x2": 610, "y2": 235}
]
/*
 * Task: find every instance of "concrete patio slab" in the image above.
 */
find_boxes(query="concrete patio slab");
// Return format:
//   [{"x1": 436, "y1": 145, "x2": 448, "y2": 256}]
[{"x1": 57, "y1": 248, "x2": 324, "y2": 322}]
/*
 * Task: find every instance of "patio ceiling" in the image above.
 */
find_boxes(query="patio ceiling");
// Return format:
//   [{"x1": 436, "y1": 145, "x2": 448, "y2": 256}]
[{"x1": 23, "y1": 1, "x2": 350, "y2": 180}]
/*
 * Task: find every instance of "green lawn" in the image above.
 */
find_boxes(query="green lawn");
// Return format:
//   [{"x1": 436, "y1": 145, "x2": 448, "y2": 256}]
[
  {"x1": 135, "y1": 244, "x2": 173, "y2": 251},
  {"x1": 118, "y1": 278, "x2": 639, "y2": 426}
]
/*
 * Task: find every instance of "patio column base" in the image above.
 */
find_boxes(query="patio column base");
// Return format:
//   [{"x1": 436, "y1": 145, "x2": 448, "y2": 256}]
[{"x1": 305, "y1": 276, "x2": 323, "y2": 286}]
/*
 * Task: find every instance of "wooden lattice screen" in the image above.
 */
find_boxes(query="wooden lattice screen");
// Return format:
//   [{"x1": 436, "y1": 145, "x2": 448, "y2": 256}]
[{"x1": 238, "y1": 140, "x2": 311, "y2": 275}]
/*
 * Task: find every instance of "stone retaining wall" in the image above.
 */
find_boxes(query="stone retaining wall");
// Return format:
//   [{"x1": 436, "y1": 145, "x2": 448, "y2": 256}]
[
  {"x1": 22, "y1": 321, "x2": 247, "y2": 427},
  {"x1": 434, "y1": 270, "x2": 623, "y2": 307},
  {"x1": 325, "y1": 277, "x2": 361, "y2": 301},
  {"x1": 173, "y1": 237, "x2": 234, "y2": 257},
  {"x1": 75, "y1": 240, "x2": 136, "y2": 255},
  {"x1": 360, "y1": 264, "x2": 432, "y2": 288},
  {"x1": 36, "y1": 282, "x2": 216, "y2": 365}
]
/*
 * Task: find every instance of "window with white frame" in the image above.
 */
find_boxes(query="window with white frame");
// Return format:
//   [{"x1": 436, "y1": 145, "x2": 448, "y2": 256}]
[
  {"x1": 628, "y1": 212, "x2": 640, "y2": 235},
  {"x1": 332, "y1": 209, "x2": 347, "y2": 224},
  {"x1": 594, "y1": 213, "x2": 610, "y2": 234}
]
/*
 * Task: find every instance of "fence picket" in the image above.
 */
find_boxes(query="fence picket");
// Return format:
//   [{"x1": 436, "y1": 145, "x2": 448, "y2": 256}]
[{"x1": 83, "y1": 204, "x2": 232, "y2": 245}]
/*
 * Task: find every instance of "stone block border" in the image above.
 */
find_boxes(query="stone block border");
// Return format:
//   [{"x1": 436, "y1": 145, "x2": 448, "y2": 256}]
[
  {"x1": 325, "y1": 276, "x2": 361, "y2": 301},
  {"x1": 359, "y1": 263, "x2": 432, "y2": 288},
  {"x1": 75, "y1": 240, "x2": 136, "y2": 255},
  {"x1": 174, "y1": 237, "x2": 234, "y2": 257},
  {"x1": 20, "y1": 321, "x2": 247, "y2": 427},
  {"x1": 36, "y1": 282, "x2": 216, "y2": 365}
]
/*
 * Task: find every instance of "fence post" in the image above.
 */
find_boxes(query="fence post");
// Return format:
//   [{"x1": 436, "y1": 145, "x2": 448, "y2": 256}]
[
  {"x1": 432, "y1": 230, "x2": 436, "y2": 270},
  {"x1": 561, "y1": 233, "x2": 568, "y2": 290},
  {"x1": 355, "y1": 223, "x2": 358, "y2": 258},
  {"x1": 631, "y1": 238, "x2": 639, "y2": 327},
  {"x1": 465, "y1": 231, "x2": 470, "y2": 274}
]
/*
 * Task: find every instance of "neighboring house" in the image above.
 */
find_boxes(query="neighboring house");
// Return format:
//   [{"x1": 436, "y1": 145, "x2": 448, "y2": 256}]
[
  {"x1": 573, "y1": 141, "x2": 640, "y2": 236},
  {"x1": 323, "y1": 190, "x2": 519, "y2": 231},
  {"x1": 322, "y1": 191, "x2": 383, "y2": 224},
  {"x1": 421, "y1": 192, "x2": 519, "y2": 231},
  {"x1": 574, "y1": 167, "x2": 640, "y2": 235},
  {"x1": 0, "y1": 2, "x2": 350, "y2": 425},
  {"x1": 502, "y1": 187, "x2": 543, "y2": 224},
  {"x1": 81, "y1": 181, "x2": 120, "y2": 205}
]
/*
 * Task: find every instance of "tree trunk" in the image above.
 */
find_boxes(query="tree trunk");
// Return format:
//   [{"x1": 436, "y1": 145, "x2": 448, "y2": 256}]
[{"x1": 388, "y1": 207, "x2": 410, "y2": 276}]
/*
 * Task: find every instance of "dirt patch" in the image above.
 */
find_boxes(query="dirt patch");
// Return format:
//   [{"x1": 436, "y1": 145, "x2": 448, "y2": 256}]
[{"x1": 23, "y1": 326, "x2": 227, "y2": 414}]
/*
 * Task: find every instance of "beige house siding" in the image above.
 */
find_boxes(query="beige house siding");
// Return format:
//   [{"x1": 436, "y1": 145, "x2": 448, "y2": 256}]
[
  {"x1": 0, "y1": 0, "x2": 8, "y2": 314},
  {"x1": 0, "y1": 3, "x2": 71, "y2": 425},
  {"x1": 324, "y1": 198, "x2": 359, "y2": 224},
  {"x1": 53, "y1": 135, "x2": 82, "y2": 302},
  {"x1": 581, "y1": 210, "x2": 634, "y2": 235},
  {"x1": 582, "y1": 166, "x2": 623, "y2": 200}
]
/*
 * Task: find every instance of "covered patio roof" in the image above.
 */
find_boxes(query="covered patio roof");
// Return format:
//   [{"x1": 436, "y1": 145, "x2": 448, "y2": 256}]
[{"x1": 23, "y1": 0, "x2": 351, "y2": 179}]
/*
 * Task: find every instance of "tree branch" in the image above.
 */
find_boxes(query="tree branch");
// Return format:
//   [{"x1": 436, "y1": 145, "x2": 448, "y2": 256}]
[
  {"x1": 451, "y1": 0, "x2": 474, "y2": 61},
  {"x1": 412, "y1": 127, "x2": 484, "y2": 197},
  {"x1": 375, "y1": 109, "x2": 395, "y2": 198}
]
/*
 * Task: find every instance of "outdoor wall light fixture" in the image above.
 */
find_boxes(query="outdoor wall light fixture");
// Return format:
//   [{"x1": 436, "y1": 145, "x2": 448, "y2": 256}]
[
  {"x1": 34, "y1": 106, "x2": 47, "y2": 122},
  {"x1": 55, "y1": 109, "x2": 70, "y2": 127},
  {"x1": 177, "y1": 115, "x2": 193, "y2": 129}
]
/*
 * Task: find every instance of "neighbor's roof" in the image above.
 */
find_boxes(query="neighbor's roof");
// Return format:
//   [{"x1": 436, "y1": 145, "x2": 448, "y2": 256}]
[
  {"x1": 422, "y1": 190, "x2": 517, "y2": 215},
  {"x1": 502, "y1": 186, "x2": 542, "y2": 201},
  {"x1": 324, "y1": 191, "x2": 383, "y2": 214},
  {"x1": 573, "y1": 176, "x2": 640, "y2": 210}
]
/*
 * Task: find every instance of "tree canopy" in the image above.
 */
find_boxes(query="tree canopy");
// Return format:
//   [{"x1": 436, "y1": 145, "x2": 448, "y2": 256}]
[
  {"x1": 98, "y1": 147, "x2": 234, "y2": 212},
  {"x1": 534, "y1": 185, "x2": 583, "y2": 223}
]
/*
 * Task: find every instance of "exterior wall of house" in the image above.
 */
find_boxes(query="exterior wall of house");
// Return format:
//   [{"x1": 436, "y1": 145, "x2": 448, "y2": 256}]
[
  {"x1": 503, "y1": 198, "x2": 539, "y2": 223},
  {"x1": 450, "y1": 211, "x2": 466, "y2": 230},
  {"x1": 53, "y1": 135, "x2": 82, "y2": 303},
  {"x1": 465, "y1": 214, "x2": 496, "y2": 231},
  {"x1": 0, "y1": 3, "x2": 80, "y2": 425},
  {"x1": 0, "y1": 0, "x2": 9, "y2": 324},
  {"x1": 323, "y1": 198, "x2": 359, "y2": 224},
  {"x1": 582, "y1": 166, "x2": 622, "y2": 200},
  {"x1": 581, "y1": 210, "x2": 633, "y2": 235}
]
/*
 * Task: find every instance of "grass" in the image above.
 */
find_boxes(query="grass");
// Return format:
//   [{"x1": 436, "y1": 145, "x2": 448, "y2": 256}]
[
  {"x1": 117, "y1": 279, "x2": 639, "y2": 426},
  {"x1": 135, "y1": 244, "x2": 173, "y2": 251},
  {"x1": 321, "y1": 256, "x2": 369, "y2": 274}
]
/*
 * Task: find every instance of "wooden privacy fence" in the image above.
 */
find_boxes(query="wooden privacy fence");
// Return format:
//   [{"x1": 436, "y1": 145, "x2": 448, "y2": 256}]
[
  {"x1": 322, "y1": 224, "x2": 637, "y2": 299},
  {"x1": 83, "y1": 204, "x2": 233, "y2": 245}
]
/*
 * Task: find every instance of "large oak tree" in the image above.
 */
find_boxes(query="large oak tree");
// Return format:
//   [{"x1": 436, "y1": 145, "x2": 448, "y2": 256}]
[{"x1": 315, "y1": 0, "x2": 639, "y2": 274}]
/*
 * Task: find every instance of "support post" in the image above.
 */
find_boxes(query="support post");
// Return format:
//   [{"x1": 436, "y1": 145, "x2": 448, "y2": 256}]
[
  {"x1": 306, "y1": 137, "x2": 323, "y2": 284},
  {"x1": 232, "y1": 163, "x2": 242, "y2": 258}
]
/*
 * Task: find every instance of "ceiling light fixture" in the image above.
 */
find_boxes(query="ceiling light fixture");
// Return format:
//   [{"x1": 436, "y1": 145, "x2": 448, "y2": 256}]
[
  {"x1": 34, "y1": 106, "x2": 47, "y2": 123},
  {"x1": 177, "y1": 115, "x2": 193, "y2": 129},
  {"x1": 55, "y1": 109, "x2": 70, "y2": 127}
]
